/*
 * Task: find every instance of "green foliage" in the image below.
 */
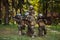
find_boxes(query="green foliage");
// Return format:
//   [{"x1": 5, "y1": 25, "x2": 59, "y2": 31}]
[{"x1": 1, "y1": 0, "x2": 60, "y2": 24}]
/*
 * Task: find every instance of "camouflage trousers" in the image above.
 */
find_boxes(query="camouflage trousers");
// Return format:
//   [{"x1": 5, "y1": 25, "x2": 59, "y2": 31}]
[
  {"x1": 18, "y1": 24, "x2": 25, "y2": 31},
  {"x1": 18, "y1": 24, "x2": 25, "y2": 35},
  {"x1": 38, "y1": 26, "x2": 47, "y2": 36},
  {"x1": 27, "y1": 25, "x2": 35, "y2": 36}
]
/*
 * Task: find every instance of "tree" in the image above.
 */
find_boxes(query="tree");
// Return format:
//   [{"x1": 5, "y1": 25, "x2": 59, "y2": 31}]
[
  {"x1": 2, "y1": 0, "x2": 10, "y2": 24},
  {"x1": 0, "y1": 0, "x2": 2, "y2": 24},
  {"x1": 18, "y1": 0, "x2": 24, "y2": 15}
]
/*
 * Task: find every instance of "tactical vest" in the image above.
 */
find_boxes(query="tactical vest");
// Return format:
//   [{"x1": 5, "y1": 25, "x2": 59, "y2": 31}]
[{"x1": 27, "y1": 15, "x2": 35, "y2": 26}]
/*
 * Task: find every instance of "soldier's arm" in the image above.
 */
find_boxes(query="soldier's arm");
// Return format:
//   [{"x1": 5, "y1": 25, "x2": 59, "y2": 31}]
[{"x1": 13, "y1": 16, "x2": 20, "y2": 22}]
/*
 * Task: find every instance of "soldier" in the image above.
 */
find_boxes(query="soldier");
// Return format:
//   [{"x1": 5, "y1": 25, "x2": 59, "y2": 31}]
[
  {"x1": 37, "y1": 13, "x2": 47, "y2": 36},
  {"x1": 25, "y1": 5, "x2": 36, "y2": 38},
  {"x1": 13, "y1": 14, "x2": 25, "y2": 35}
]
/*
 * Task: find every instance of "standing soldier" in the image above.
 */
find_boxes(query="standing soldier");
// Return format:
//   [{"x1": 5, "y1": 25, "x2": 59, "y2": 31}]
[
  {"x1": 13, "y1": 14, "x2": 25, "y2": 35},
  {"x1": 25, "y1": 5, "x2": 36, "y2": 38},
  {"x1": 37, "y1": 13, "x2": 47, "y2": 36}
]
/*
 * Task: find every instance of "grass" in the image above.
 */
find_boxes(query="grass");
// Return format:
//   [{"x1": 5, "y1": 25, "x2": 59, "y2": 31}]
[
  {"x1": 47, "y1": 25, "x2": 60, "y2": 32},
  {"x1": 0, "y1": 24, "x2": 60, "y2": 40}
]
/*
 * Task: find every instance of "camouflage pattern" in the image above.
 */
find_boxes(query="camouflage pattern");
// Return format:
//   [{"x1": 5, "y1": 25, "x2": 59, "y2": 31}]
[
  {"x1": 14, "y1": 14, "x2": 25, "y2": 35},
  {"x1": 37, "y1": 13, "x2": 47, "y2": 36}
]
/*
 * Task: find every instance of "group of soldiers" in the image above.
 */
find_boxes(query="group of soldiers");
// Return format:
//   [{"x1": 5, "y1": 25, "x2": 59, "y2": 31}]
[{"x1": 13, "y1": 5, "x2": 47, "y2": 38}]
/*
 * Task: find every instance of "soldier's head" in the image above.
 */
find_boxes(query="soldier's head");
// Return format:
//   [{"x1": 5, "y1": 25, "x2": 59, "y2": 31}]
[
  {"x1": 16, "y1": 14, "x2": 21, "y2": 18},
  {"x1": 25, "y1": 11, "x2": 29, "y2": 16},
  {"x1": 38, "y1": 13, "x2": 43, "y2": 18},
  {"x1": 29, "y1": 5, "x2": 34, "y2": 10}
]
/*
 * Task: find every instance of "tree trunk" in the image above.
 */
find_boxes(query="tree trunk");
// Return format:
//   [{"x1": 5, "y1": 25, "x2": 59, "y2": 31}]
[
  {"x1": 0, "y1": 0, "x2": 2, "y2": 24},
  {"x1": 2, "y1": 0, "x2": 9, "y2": 25},
  {"x1": 4, "y1": 7, "x2": 9, "y2": 24}
]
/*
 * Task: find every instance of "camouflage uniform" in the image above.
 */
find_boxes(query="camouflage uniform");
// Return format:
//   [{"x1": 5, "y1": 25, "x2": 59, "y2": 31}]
[
  {"x1": 37, "y1": 13, "x2": 47, "y2": 36},
  {"x1": 26, "y1": 14, "x2": 35, "y2": 37},
  {"x1": 25, "y1": 11, "x2": 35, "y2": 37},
  {"x1": 14, "y1": 14, "x2": 25, "y2": 35}
]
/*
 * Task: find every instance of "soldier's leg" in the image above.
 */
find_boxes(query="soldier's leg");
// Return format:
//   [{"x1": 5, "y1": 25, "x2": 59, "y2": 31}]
[
  {"x1": 38, "y1": 26, "x2": 43, "y2": 36},
  {"x1": 22, "y1": 25, "x2": 25, "y2": 30},
  {"x1": 18, "y1": 25, "x2": 22, "y2": 35},
  {"x1": 30, "y1": 25, "x2": 35, "y2": 38},
  {"x1": 21, "y1": 25, "x2": 26, "y2": 35},
  {"x1": 27, "y1": 25, "x2": 35, "y2": 37},
  {"x1": 43, "y1": 26, "x2": 47, "y2": 35},
  {"x1": 27, "y1": 25, "x2": 31, "y2": 36},
  {"x1": 21, "y1": 21, "x2": 26, "y2": 30}
]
